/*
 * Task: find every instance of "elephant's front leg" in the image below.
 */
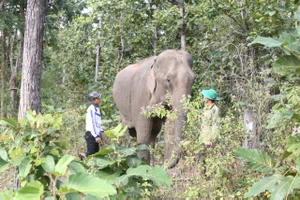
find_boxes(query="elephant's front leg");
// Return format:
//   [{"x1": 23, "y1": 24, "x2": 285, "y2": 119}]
[{"x1": 135, "y1": 116, "x2": 153, "y2": 164}]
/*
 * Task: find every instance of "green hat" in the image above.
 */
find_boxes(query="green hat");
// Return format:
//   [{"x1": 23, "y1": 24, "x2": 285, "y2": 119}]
[{"x1": 202, "y1": 89, "x2": 220, "y2": 101}]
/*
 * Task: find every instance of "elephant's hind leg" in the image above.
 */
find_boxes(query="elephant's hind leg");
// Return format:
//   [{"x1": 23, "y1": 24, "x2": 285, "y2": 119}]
[
  {"x1": 125, "y1": 128, "x2": 136, "y2": 148},
  {"x1": 150, "y1": 117, "x2": 163, "y2": 147},
  {"x1": 128, "y1": 128, "x2": 137, "y2": 137},
  {"x1": 150, "y1": 117, "x2": 163, "y2": 165}
]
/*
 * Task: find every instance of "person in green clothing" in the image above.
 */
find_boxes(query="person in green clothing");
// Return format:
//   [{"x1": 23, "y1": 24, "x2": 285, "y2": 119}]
[
  {"x1": 199, "y1": 89, "x2": 220, "y2": 147},
  {"x1": 196, "y1": 89, "x2": 221, "y2": 165}
]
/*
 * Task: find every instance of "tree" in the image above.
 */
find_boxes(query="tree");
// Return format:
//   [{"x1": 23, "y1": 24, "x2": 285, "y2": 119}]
[
  {"x1": 9, "y1": 6, "x2": 25, "y2": 114},
  {"x1": 167, "y1": 0, "x2": 186, "y2": 50},
  {"x1": 0, "y1": 1, "x2": 7, "y2": 118},
  {"x1": 18, "y1": 0, "x2": 48, "y2": 120},
  {"x1": 95, "y1": 17, "x2": 103, "y2": 83}
]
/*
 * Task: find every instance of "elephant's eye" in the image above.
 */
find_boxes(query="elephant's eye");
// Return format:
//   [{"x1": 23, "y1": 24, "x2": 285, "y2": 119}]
[{"x1": 166, "y1": 78, "x2": 171, "y2": 83}]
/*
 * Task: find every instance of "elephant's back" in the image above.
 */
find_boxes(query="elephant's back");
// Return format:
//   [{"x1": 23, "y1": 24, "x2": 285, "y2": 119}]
[
  {"x1": 113, "y1": 56, "x2": 156, "y2": 127},
  {"x1": 113, "y1": 64, "x2": 137, "y2": 127}
]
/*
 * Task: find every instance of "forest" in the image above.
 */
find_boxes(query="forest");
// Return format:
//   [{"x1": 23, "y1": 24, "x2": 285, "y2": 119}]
[{"x1": 0, "y1": 0, "x2": 300, "y2": 199}]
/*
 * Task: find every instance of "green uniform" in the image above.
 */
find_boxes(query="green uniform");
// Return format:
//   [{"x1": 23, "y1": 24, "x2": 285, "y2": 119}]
[{"x1": 199, "y1": 103, "x2": 220, "y2": 145}]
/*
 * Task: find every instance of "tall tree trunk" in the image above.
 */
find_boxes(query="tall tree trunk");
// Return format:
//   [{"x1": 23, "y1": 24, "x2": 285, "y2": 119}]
[
  {"x1": 179, "y1": 5, "x2": 186, "y2": 50},
  {"x1": 0, "y1": 1, "x2": 6, "y2": 118},
  {"x1": 95, "y1": 43, "x2": 100, "y2": 83},
  {"x1": 18, "y1": 0, "x2": 47, "y2": 120},
  {"x1": 10, "y1": 30, "x2": 24, "y2": 113},
  {"x1": 7, "y1": 30, "x2": 16, "y2": 118},
  {"x1": 1, "y1": 29, "x2": 6, "y2": 118},
  {"x1": 10, "y1": 8, "x2": 25, "y2": 113},
  {"x1": 153, "y1": 27, "x2": 157, "y2": 56},
  {"x1": 9, "y1": 31, "x2": 16, "y2": 75},
  {"x1": 95, "y1": 18, "x2": 102, "y2": 83},
  {"x1": 168, "y1": 0, "x2": 186, "y2": 50},
  {"x1": 116, "y1": 36, "x2": 124, "y2": 73}
]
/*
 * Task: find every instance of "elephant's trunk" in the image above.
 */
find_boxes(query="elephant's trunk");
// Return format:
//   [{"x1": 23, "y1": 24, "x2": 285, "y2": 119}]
[{"x1": 164, "y1": 93, "x2": 187, "y2": 168}]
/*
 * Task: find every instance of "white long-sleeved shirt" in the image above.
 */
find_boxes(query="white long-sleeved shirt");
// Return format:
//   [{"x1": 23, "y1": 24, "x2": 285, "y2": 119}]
[{"x1": 86, "y1": 104, "x2": 104, "y2": 138}]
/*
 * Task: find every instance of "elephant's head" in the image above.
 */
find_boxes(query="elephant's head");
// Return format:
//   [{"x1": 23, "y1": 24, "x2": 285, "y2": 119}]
[{"x1": 147, "y1": 50, "x2": 195, "y2": 168}]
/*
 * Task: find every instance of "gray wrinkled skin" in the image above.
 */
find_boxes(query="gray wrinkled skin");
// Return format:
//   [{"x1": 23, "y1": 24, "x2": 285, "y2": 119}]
[{"x1": 113, "y1": 50, "x2": 195, "y2": 168}]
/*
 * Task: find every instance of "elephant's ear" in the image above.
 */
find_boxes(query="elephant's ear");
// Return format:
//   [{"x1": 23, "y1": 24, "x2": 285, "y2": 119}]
[{"x1": 146, "y1": 64, "x2": 156, "y2": 94}]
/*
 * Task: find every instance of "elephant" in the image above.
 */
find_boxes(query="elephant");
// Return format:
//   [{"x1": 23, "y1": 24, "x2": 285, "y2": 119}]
[{"x1": 113, "y1": 49, "x2": 195, "y2": 168}]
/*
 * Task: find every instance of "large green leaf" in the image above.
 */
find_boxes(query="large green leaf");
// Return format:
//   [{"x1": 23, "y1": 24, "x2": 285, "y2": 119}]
[
  {"x1": 61, "y1": 172, "x2": 116, "y2": 198},
  {"x1": 126, "y1": 155, "x2": 142, "y2": 168},
  {"x1": 105, "y1": 124, "x2": 127, "y2": 139},
  {"x1": 93, "y1": 147, "x2": 114, "y2": 156},
  {"x1": 274, "y1": 55, "x2": 300, "y2": 69},
  {"x1": 96, "y1": 168, "x2": 122, "y2": 183},
  {"x1": 44, "y1": 196, "x2": 55, "y2": 200},
  {"x1": 126, "y1": 165, "x2": 172, "y2": 187},
  {"x1": 18, "y1": 157, "x2": 33, "y2": 179},
  {"x1": 270, "y1": 176, "x2": 295, "y2": 200},
  {"x1": 14, "y1": 181, "x2": 44, "y2": 200},
  {"x1": 95, "y1": 156, "x2": 115, "y2": 169},
  {"x1": 244, "y1": 174, "x2": 282, "y2": 198},
  {"x1": 276, "y1": 150, "x2": 292, "y2": 167},
  {"x1": 245, "y1": 174, "x2": 300, "y2": 199},
  {"x1": 10, "y1": 155, "x2": 24, "y2": 166},
  {"x1": 122, "y1": 147, "x2": 136, "y2": 156},
  {"x1": 267, "y1": 111, "x2": 282, "y2": 129},
  {"x1": 0, "y1": 149, "x2": 8, "y2": 160},
  {"x1": 294, "y1": 6, "x2": 300, "y2": 21},
  {"x1": 41, "y1": 155, "x2": 55, "y2": 173},
  {"x1": 0, "y1": 118, "x2": 17, "y2": 127},
  {"x1": 286, "y1": 88, "x2": 300, "y2": 105},
  {"x1": 114, "y1": 175, "x2": 129, "y2": 187},
  {"x1": 54, "y1": 155, "x2": 74, "y2": 175},
  {"x1": 234, "y1": 148, "x2": 274, "y2": 173},
  {"x1": 248, "y1": 36, "x2": 283, "y2": 48},
  {"x1": 65, "y1": 192, "x2": 81, "y2": 200},
  {"x1": 292, "y1": 175, "x2": 300, "y2": 189},
  {"x1": 296, "y1": 155, "x2": 300, "y2": 172},
  {"x1": 287, "y1": 143, "x2": 300, "y2": 154},
  {"x1": 68, "y1": 161, "x2": 86, "y2": 173},
  {"x1": 85, "y1": 194, "x2": 102, "y2": 200},
  {"x1": 0, "y1": 157, "x2": 9, "y2": 172}
]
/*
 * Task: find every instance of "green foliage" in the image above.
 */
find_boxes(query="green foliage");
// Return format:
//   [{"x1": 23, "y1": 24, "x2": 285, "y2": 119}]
[
  {"x1": 249, "y1": 36, "x2": 284, "y2": 48},
  {"x1": 141, "y1": 93, "x2": 182, "y2": 121},
  {"x1": 126, "y1": 165, "x2": 172, "y2": 187},
  {"x1": 0, "y1": 113, "x2": 172, "y2": 199},
  {"x1": 250, "y1": 7, "x2": 300, "y2": 131},
  {"x1": 234, "y1": 148, "x2": 274, "y2": 173},
  {"x1": 235, "y1": 139, "x2": 300, "y2": 199},
  {"x1": 105, "y1": 123, "x2": 128, "y2": 143},
  {"x1": 235, "y1": 7, "x2": 300, "y2": 199},
  {"x1": 2, "y1": 0, "x2": 300, "y2": 198},
  {"x1": 59, "y1": 172, "x2": 116, "y2": 198},
  {"x1": 148, "y1": 95, "x2": 256, "y2": 198},
  {"x1": 14, "y1": 181, "x2": 44, "y2": 200}
]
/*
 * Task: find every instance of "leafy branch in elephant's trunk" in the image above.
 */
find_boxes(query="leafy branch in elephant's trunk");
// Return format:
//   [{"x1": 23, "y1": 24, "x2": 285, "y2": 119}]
[
  {"x1": 141, "y1": 95, "x2": 192, "y2": 168},
  {"x1": 141, "y1": 103, "x2": 177, "y2": 120},
  {"x1": 141, "y1": 93, "x2": 182, "y2": 120}
]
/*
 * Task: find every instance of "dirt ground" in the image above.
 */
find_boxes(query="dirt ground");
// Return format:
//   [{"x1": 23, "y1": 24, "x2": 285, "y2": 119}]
[{"x1": 0, "y1": 167, "x2": 15, "y2": 192}]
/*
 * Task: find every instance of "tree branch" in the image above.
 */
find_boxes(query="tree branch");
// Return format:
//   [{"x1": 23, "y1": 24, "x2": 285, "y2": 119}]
[
  {"x1": 0, "y1": 0, "x2": 6, "y2": 10},
  {"x1": 212, "y1": 0, "x2": 247, "y2": 33},
  {"x1": 167, "y1": 0, "x2": 184, "y2": 8}
]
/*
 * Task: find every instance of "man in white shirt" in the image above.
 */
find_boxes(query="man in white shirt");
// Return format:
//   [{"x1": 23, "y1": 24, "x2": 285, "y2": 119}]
[{"x1": 85, "y1": 91, "x2": 105, "y2": 156}]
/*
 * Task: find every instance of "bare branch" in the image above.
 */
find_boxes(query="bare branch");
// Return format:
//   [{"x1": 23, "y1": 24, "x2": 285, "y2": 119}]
[
  {"x1": 0, "y1": 0, "x2": 6, "y2": 10},
  {"x1": 212, "y1": 0, "x2": 247, "y2": 33},
  {"x1": 167, "y1": 0, "x2": 184, "y2": 8}
]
